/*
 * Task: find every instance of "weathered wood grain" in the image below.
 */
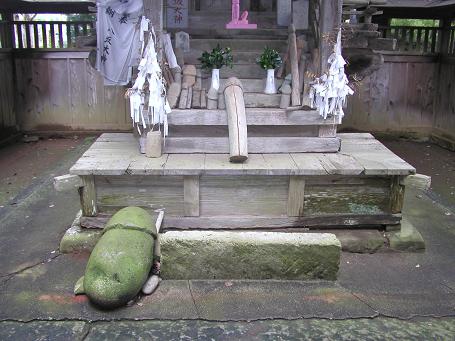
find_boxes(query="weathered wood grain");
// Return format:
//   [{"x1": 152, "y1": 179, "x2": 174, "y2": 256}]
[
  {"x1": 81, "y1": 214, "x2": 402, "y2": 230},
  {"x1": 163, "y1": 137, "x2": 341, "y2": 154},
  {"x1": 79, "y1": 175, "x2": 97, "y2": 217},
  {"x1": 184, "y1": 175, "x2": 200, "y2": 217},
  {"x1": 167, "y1": 109, "x2": 338, "y2": 126},
  {"x1": 287, "y1": 176, "x2": 306, "y2": 217}
]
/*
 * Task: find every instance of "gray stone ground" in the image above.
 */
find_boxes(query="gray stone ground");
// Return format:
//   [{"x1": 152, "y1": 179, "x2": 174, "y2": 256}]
[{"x1": 0, "y1": 136, "x2": 454, "y2": 340}]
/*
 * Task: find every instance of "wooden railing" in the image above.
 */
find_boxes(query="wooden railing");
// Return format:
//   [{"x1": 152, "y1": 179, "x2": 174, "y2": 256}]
[
  {"x1": 449, "y1": 26, "x2": 455, "y2": 55},
  {"x1": 379, "y1": 26, "x2": 442, "y2": 54},
  {"x1": 0, "y1": 20, "x2": 95, "y2": 49}
]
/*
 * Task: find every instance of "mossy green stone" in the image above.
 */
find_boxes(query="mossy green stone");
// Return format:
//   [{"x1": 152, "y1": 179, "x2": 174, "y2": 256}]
[
  {"x1": 104, "y1": 206, "x2": 157, "y2": 237},
  {"x1": 83, "y1": 207, "x2": 155, "y2": 309}
]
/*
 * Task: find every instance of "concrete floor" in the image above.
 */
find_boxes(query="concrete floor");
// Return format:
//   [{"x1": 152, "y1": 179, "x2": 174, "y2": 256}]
[{"x1": 0, "y1": 135, "x2": 454, "y2": 339}]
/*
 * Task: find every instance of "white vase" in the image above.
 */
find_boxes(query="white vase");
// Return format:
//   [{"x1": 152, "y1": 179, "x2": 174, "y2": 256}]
[
  {"x1": 264, "y1": 69, "x2": 276, "y2": 94},
  {"x1": 211, "y1": 68, "x2": 220, "y2": 91}
]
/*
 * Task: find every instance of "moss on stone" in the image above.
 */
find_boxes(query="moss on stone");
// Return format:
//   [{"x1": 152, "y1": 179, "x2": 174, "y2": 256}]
[
  {"x1": 160, "y1": 231, "x2": 341, "y2": 281},
  {"x1": 83, "y1": 207, "x2": 155, "y2": 309}
]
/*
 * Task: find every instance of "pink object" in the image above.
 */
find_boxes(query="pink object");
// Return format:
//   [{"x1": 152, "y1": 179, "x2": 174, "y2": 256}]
[{"x1": 226, "y1": 0, "x2": 257, "y2": 29}]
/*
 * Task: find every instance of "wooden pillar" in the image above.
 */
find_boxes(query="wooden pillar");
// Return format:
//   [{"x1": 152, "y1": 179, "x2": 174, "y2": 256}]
[
  {"x1": 287, "y1": 176, "x2": 305, "y2": 217},
  {"x1": 318, "y1": 0, "x2": 342, "y2": 75},
  {"x1": 144, "y1": 0, "x2": 163, "y2": 32},
  {"x1": 1, "y1": 12, "x2": 14, "y2": 48},
  {"x1": 390, "y1": 176, "x2": 405, "y2": 214},
  {"x1": 184, "y1": 176, "x2": 200, "y2": 217},
  {"x1": 439, "y1": 19, "x2": 452, "y2": 56},
  {"x1": 79, "y1": 175, "x2": 98, "y2": 217},
  {"x1": 224, "y1": 77, "x2": 248, "y2": 163},
  {"x1": 289, "y1": 24, "x2": 301, "y2": 107}
]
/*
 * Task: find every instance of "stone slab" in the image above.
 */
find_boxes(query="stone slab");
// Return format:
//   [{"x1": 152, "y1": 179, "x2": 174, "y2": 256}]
[{"x1": 160, "y1": 231, "x2": 341, "y2": 280}]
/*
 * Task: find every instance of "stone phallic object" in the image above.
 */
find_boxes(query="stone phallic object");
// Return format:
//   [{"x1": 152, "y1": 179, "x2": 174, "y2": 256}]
[
  {"x1": 167, "y1": 68, "x2": 182, "y2": 109},
  {"x1": 182, "y1": 65, "x2": 197, "y2": 88},
  {"x1": 280, "y1": 84, "x2": 292, "y2": 109},
  {"x1": 145, "y1": 131, "x2": 162, "y2": 158},
  {"x1": 168, "y1": 82, "x2": 182, "y2": 109},
  {"x1": 224, "y1": 77, "x2": 248, "y2": 163},
  {"x1": 207, "y1": 87, "x2": 218, "y2": 109},
  {"x1": 277, "y1": 0, "x2": 292, "y2": 26},
  {"x1": 218, "y1": 92, "x2": 226, "y2": 109},
  {"x1": 289, "y1": 24, "x2": 301, "y2": 106},
  {"x1": 186, "y1": 86, "x2": 193, "y2": 109},
  {"x1": 292, "y1": 0, "x2": 310, "y2": 30},
  {"x1": 75, "y1": 207, "x2": 157, "y2": 308},
  {"x1": 200, "y1": 88, "x2": 207, "y2": 109},
  {"x1": 192, "y1": 88, "x2": 202, "y2": 108},
  {"x1": 178, "y1": 88, "x2": 189, "y2": 109},
  {"x1": 174, "y1": 47, "x2": 184, "y2": 68},
  {"x1": 175, "y1": 31, "x2": 190, "y2": 52}
]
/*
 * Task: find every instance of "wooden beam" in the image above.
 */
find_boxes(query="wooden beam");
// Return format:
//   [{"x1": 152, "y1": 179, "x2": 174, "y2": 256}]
[
  {"x1": 81, "y1": 214, "x2": 402, "y2": 230},
  {"x1": 287, "y1": 176, "x2": 306, "y2": 217},
  {"x1": 79, "y1": 175, "x2": 98, "y2": 217},
  {"x1": 184, "y1": 175, "x2": 200, "y2": 217}
]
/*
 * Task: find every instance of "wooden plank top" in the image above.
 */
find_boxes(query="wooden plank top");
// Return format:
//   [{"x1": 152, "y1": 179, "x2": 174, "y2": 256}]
[{"x1": 70, "y1": 133, "x2": 416, "y2": 176}]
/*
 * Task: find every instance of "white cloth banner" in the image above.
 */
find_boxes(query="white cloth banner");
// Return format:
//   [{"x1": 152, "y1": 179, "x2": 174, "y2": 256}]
[{"x1": 96, "y1": 0, "x2": 143, "y2": 85}]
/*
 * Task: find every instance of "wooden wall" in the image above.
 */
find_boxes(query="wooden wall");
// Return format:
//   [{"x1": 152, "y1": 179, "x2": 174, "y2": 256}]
[
  {"x1": 342, "y1": 53, "x2": 438, "y2": 136},
  {"x1": 14, "y1": 51, "x2": 131, "y2": 132},
  {"x1": 432, "y1": 57, "x2": 455, "y2": 140},
  {"x1": 0, "y1": 50, "x2": 16, "y2": 139}
]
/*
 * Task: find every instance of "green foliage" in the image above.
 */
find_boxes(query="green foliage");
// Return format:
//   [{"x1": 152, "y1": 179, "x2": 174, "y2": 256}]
[
  {"x1": 198, "y1": 45, "x2": 233, "y2": 70},
  {"x1": 390, "y1": 19, "x2": 440, "y2": 27},
  {"x1": 256, "y1": 46, "x2": 282, "y2": 70},
  {"x1": 66, "y1": 13, "x2": 96, "y2": 22}
]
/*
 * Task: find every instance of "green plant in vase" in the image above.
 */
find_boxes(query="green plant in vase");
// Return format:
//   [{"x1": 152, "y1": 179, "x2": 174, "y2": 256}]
[
  {"x1": 257, "y1": 47, "x2": 282, "y2": 94},
  {"x1": 198, "y1": 44, "x2": 233, "y2": 91}
]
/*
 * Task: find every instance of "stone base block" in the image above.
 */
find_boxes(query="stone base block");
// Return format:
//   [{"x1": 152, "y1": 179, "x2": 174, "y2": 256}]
[
  {"x1": 387, "y1": 218, "x2": 426, "y2": 252},
  {"x1": 160, "y1": 231, "x2": 341, "y2": 280},
  {"x1": 59, "y1": 212, "x2": 102, "y2": 253}
]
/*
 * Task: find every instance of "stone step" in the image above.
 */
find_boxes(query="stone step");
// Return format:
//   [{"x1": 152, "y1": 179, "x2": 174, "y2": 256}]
[
  {"x1": 169, "y1": 28, "x2": 289, "y2": 40},
  {"x1": 185, "y1": 12, "x2": 279, "y2": 29},
  {"x1": 190, "y1": 38, "x2": 287, "y2": 52},
  {"x1": 185, "y1": 50, "x2": 287, "y2": 65},
  {"x1": 244, "y1": 93, "x2": 281, "y2": 107},
  {"x1": 160, "y1": 231, "x2": 341, "y2": 280},
  {"x1": 168, "y1": 109, "x2": 332, "y2": 126},
  {"x1": 201, "y1": 64, "x2": 272, "y2": 80}
]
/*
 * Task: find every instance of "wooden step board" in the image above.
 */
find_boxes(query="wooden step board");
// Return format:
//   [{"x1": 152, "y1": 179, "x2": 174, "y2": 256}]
[
  {"x1": 163, "y1": 137, "x2": 340, "y2": 153},
  {"x1": 168, "y1": 109, "x2": 336, "y2": 126},
  {"x1": 70, "y1": 133, "x2": 415, "y2": 229},
  {"x1": 71, "y1": 133, "x2": 415, "y2": 177}
]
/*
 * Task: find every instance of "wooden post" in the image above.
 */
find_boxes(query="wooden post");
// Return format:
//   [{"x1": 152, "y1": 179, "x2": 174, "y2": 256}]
[
  {"x1": 287, "y1": 176, "x2": 306, "y2": 217},
  {"x1": 224, "y1": 77, "x2": 248, "y2": 163},
  {"x1": 439, "y1": 19, "x2": 452, "y2": 56},
  {"x1": 318, "y1": 0, "x2": 342, "y2": 75},
  {"x1": 184, "y1": 176, "x2": 200, "y2": 217},
  {"x1": 390, "y1": 176, "x2": 405, "y2": 214},
  {"x1": 289, "y1": 24, "x2": 301, "y2": 106},
  {"x1": 143, "y1": 0, "x2": 163, "y2": 32},
  {"x1": 79, "y1": 175, "x2": 98, "y2": 217}
]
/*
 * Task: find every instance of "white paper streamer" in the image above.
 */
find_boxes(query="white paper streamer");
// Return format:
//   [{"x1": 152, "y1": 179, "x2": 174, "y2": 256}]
[
  {"x1": 127, "y1": 17, "x2": 170, "y2": 137},
  {"x1": 310, "y1": 29, "x2": 354, "y2": 124}
]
